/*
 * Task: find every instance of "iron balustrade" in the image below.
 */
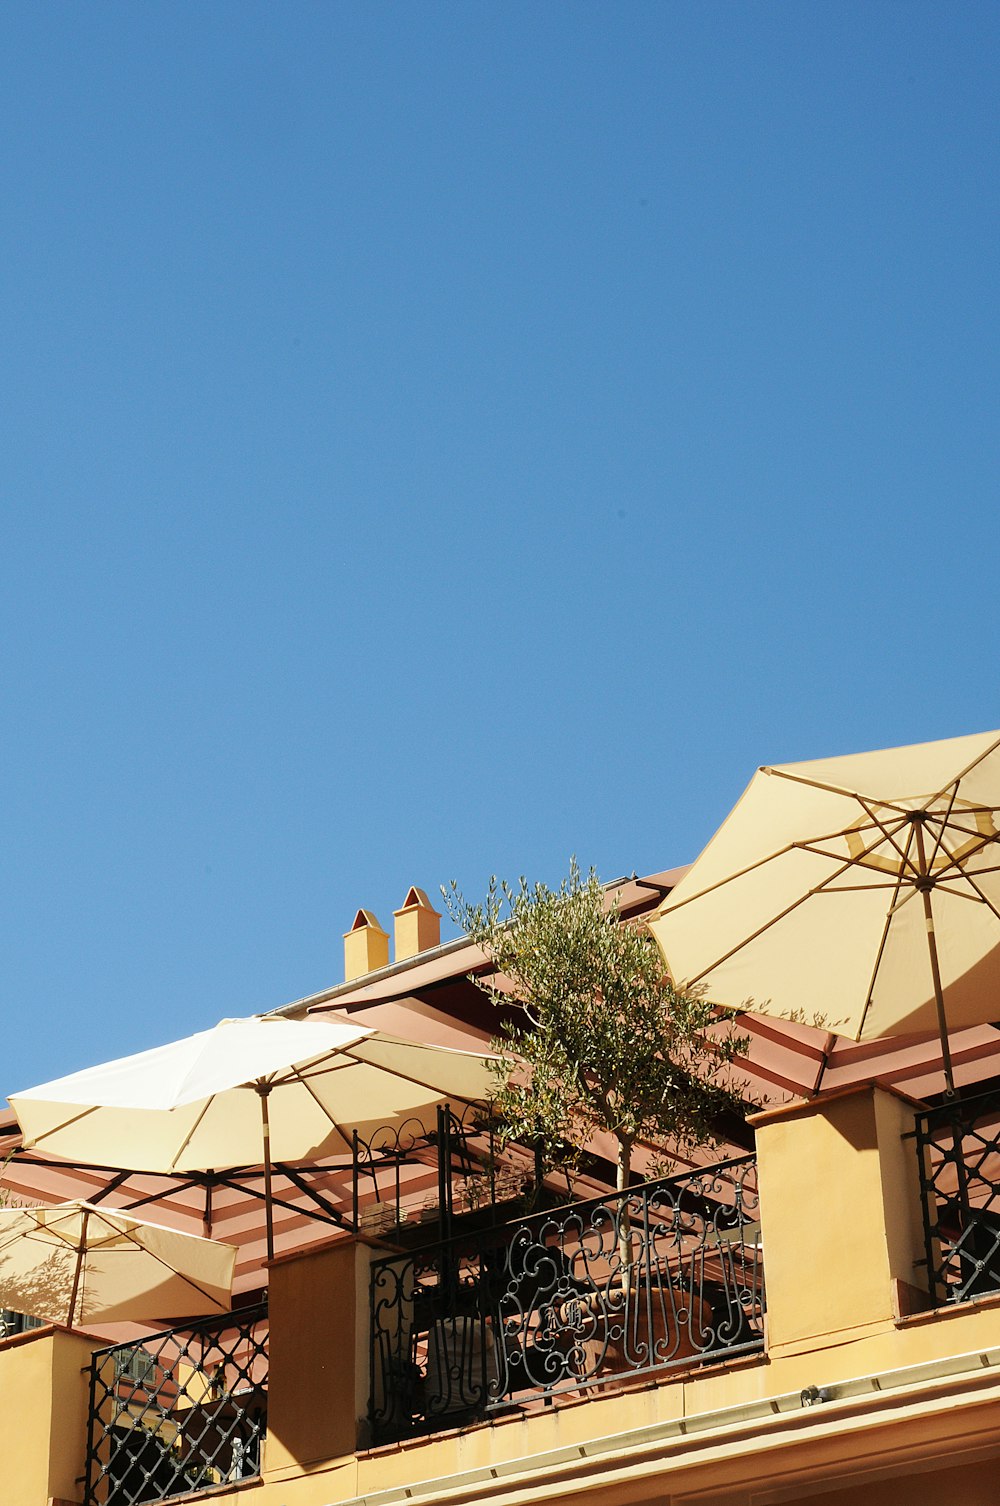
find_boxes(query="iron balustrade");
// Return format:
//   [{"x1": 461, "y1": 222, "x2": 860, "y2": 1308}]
[
  {"x1": 352, "y1": 1103, "x2": 529, "y2": 1240},
  {"x1": 915, "y1": 1088, "x2": 1000, "y2": 1306},
  {"x1": 369, "y1": 1156, "x2": 763, "y2": 1443},
  {"x1": 83, "y1": 1302, "x2": 268, "y2": 1505}
]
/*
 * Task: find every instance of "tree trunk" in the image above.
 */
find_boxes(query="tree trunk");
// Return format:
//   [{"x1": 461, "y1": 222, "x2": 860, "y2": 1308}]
[{"x1": 617, "y1": 1134, "x2": 634, "y2": 1271}]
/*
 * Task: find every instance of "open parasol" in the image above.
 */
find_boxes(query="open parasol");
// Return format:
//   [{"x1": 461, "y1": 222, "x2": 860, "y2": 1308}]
[
  {"x1": 649, "y1": 729, "x2": 1000, "y2": 1095},
  {"x1": 10, "y1": 1014, "x2": 498, "y2": 1260}
]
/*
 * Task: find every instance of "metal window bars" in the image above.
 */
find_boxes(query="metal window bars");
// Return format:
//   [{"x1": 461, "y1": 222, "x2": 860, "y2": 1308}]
[
  {"x1": 369, "y1": 1156, "x2": 764, "y2": 1444},
  {"x1": 915, "y1": 1087, "x2": 1000, "y2": 1306},
  {"x1": 0, "y1": 1308, "x2": 46, "y2": 1339},
  {"x1": 83, "y1": 1302, "x2": 268, "y2": 1505}
]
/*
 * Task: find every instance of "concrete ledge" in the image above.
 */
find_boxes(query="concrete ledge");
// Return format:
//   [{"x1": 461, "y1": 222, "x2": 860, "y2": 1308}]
[{"x1": 335, "y1": 1344, "x2": 1000, "y2": 1506}]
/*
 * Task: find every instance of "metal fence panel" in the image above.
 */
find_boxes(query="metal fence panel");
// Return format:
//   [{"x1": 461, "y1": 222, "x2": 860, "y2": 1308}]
[
  {"x1": 369, "y1": 1157, "x2": 764, "y2": 1443},
  {"x1": 84, "y1": 1303, "x2": 268, "y2": 1505},
  {"x1": 915, "y1": 1089, "x2": 1000, "y2": 1306}
]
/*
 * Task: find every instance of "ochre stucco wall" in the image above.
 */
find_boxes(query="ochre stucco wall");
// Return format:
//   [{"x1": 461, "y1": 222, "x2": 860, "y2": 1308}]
[
  {"x1": 0, "y1": 1326, "x2": 95, "y2": 1505},
  {"x1": 11, "y1": 1085, "x2": 1000, "y2": 1506}
]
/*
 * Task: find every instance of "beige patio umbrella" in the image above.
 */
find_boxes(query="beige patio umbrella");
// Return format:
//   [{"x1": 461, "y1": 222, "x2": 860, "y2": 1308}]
[
  {"x1": 648, "y1": 729, "x2": 1000, "y2": 1095},
  {"x1": 0, "y1": 1201, "x2": 236, "y2": 1328},
  {"x1": 10, "y1": 1014, "x2": 498, "y2": 1260}
]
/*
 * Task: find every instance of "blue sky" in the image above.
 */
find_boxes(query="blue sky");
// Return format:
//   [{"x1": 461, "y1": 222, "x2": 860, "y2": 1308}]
[{"x1": 2, "y1": 2, "x2": 998, "y2": 1091}]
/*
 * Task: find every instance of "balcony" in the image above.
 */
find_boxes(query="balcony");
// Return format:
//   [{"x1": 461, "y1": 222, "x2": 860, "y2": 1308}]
[
  {"x1": 83, "y1": 1303, "x2": 268, "y2": 1505},
  {"x1": 369, "y1": 1156, "x2": 764, "y2": 1444},
  {"x1": 17, "y1": 1083, "x2": 1000, "y2": 1505}
]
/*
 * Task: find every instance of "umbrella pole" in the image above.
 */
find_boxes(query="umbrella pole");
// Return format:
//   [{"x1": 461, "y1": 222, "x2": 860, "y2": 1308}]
[
  {"x1": 67, "y1": 1208, "x2": 89, "y2": 1329},
  {"x1": 256, "y1": 1085, "x2": 275, "y2": 1263},
  {"x1": 913, "y1": 832, "x2": 970, "y2": 1229},
  {"x1": 913, "y1": 824, "x2": 957, "y2": 1098},
  {"x1": 920, "y1": 883, "x2": 957, "y2": 1096}
]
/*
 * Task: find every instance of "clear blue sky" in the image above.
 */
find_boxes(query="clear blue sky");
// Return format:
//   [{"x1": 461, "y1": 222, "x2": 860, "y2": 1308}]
[{"x1": 2, "y1": 2, "x2": 998, "y2": 1092}]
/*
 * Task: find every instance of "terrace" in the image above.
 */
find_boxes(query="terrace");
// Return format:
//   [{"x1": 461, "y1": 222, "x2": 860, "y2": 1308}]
[
  {"x1": 6, "y1": 869, "x2": 1000, "y2": 1504},
  {"x1": 5, "y1": 1066, "x2": 1000, "y2": 1506}
]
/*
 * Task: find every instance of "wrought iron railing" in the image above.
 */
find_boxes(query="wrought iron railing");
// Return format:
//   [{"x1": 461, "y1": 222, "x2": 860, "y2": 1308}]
[
  {"x1": 352, "y1": 1102, "x2": 529, "y2": 1241},
  {"x1": 915, "y1": 1088, "x2": 1000, "y2": 1306},
  {"x1": 369, "y1": 1156, "x2": 763, "y2": 1443},
  {"x1": 83, "y1": 1303, "x2": 268, "y2": 1505}
]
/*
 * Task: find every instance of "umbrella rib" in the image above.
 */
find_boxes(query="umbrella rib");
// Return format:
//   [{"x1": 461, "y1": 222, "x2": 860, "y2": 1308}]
[
  {"x1": 275, "y1": 1057, "x2": 362, "y2": 1087},
  {"x1": 947, "y1": 865, "x2": 1000, "y2": 927},
  {"x1": 0, "y1": 1223, "x2": 60, "y2": 1257},
  {"x1": 856, "y1": 822, "x2": 916, "y2": 1040},
  {"x1": 886, "y1": 883, "x2": 923, "y2": 916},
  {"x1": 924, "y1": 730, "x2": 1000, "y2": 809},
  {"x1": 106, "y1": 1223, "x2": 229, "y2": 1313},
  {"x1": 930, "y1": 817, "x2": 1000, "y2": 856},
  {"x1": 282, "y1": 1066, "x2": 356, "y2": 1155},
  {"x1": 921, "y1": 823, "x2": 1000, "y2": 884},
  {"x1": 927, "y1": 783, "x2": 961, "y2": 869},
  {"x1": 78, "y1": 1171, "x2": 131, "y2": 1206},
  {"x1": 672, "y1": 860, "x2": 868, "y2": 984},
  {"x1": 661, "y1": 836, "x2": 863, "y2": 914},
  {"x1": 852, "y1": 795, "x2": 919, "y2": 874},
  {"x1": 665, "y1": 807, "x2": 916, "y2": 918},
  {"x1": 274, "y1": 1164, "x2": 352, "y2": 1228},
  {"x1": 930, "y1": 842, "x2": 996, "y2": 886},
  {"x1": 204, "y1": 1169, "x2": 340, "y2": 1223},
  {"x1": 18, "y1": 1103, "x2": 105, "y2": 1143},
  {"x1": 768, "y1": 754, "x2": 1000, "y2": 832},
  {"x1": 338, "y1": 1045, "x2": 487, "y2": 1109},
  {"x1": 168, "y1": 1095, "x2": 217, "y2": 1172},
  {"x1": 679, "y1": 812, "x2": 917, "y2": 986},
  {"x1": 19, "y1": 1215, "x2": 100, "y2": 1256},
  {"x1": 796, "y1": 843, "x2": 910, "y2": 874},
  {"x1": 115, "y1": 1174, "x2": 215, "y2": 1214},
  {"x1": 939, "y1": 882, "x2": 1000, "y2": 901},
  {"x1": 795, "y1": 842, "x2": 886, "y2": 864},
  {"x1": 765, "y1": 767, "x2": 918, "y2": 814}
]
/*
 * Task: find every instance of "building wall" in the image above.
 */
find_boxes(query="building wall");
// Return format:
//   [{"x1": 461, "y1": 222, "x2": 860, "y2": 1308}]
[
  {"x1": 19, "y1": 1083, "x2": 1000, "y2": 1506},
  {"x1": 0, "y1": 1326, "x2": 95, "y2": 1505}
]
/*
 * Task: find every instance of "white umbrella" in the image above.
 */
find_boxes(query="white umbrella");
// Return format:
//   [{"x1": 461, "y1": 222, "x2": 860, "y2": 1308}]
[
  {"x1": 0, "y1": 1201, "x2": 236, "y2": 1328},
  {"x1": 11, "y1": 1014, "x2": 498, "y2": 1259}
]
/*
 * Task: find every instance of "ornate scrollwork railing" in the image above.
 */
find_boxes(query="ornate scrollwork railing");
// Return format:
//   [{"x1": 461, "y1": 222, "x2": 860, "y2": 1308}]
[
  {"x1": 353, "y1": 1102, "x2": 503, "y2": 1238},
  {"x1": 369, "y1": 1156, "x2": 763, "y2": 1442},
  {"x1": 915, "y1": 1088, "x2": 1000, "y2": 1306}
]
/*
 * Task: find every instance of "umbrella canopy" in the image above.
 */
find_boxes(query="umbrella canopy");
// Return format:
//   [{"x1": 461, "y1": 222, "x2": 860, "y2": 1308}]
[
  {"x1": 10, "y1": 1014, "x2": 499, "y2": 1258},
  {"x1": 0, "y1": 1201, "x2": 236, "y2": 1328},
  {"x1": 648, "y1": 730, "x2": 1000, "y2": 1093}
]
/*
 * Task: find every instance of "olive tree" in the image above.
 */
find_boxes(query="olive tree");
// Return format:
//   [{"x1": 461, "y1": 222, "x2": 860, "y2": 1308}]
[{"x1": 445, "y1": 861, "x2": 750, "y2": 1207}]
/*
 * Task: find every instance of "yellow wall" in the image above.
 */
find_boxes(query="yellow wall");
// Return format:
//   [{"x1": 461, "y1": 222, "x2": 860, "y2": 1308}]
[
  {"x1": 12, "y1": 1083, "x2": 1000, "y2": 1506},
  {"x1": 0, "y1": 1326, "x2": 96, "y2": 1505},
  {"x1": 752, "y1": 1084, "x2": 926, "y2": 1352},
  {"x1": 265, "y1": 1235, "x2": 373, "y2": 1482}
]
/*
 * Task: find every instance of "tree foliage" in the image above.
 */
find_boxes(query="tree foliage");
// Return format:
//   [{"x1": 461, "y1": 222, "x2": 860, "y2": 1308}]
[{"x1": 445, "y1": 861, "x2": 750, "y2": 1195}]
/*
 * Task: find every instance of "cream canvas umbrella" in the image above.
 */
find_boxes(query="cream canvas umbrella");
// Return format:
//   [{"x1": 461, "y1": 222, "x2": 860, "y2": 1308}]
[
  {"x1": 648, "y1": 730, "x2": 1000, "y2": 1095},
  {"x1": 11, "y1": 1014, "x2": 498, "y2": 1259},
  {"x1": 0, "y1": 1201, "x2": 236, "y2": 1328}
]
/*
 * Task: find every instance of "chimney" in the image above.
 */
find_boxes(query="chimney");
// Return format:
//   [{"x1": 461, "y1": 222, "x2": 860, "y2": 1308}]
[
  {"x1": 393, "y1": 886, "x2": 442, "y2": 962},
  {"x1": 343, "y1": 908, "x2": 390, "y2": 982}
]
